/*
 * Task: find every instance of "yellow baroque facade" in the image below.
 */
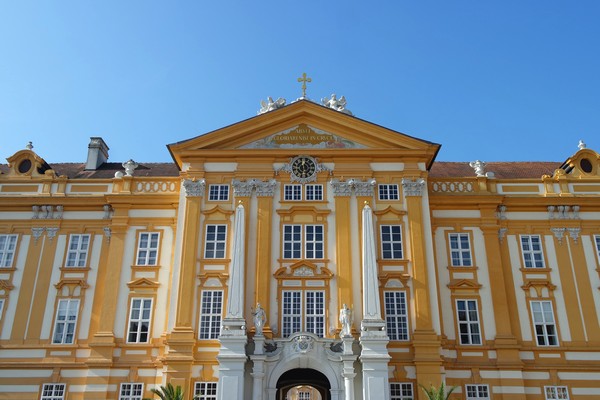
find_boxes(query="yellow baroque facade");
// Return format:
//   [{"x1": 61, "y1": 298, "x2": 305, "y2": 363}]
[{"x1": 0, "y1": 99, "x2": 599, "y2": 400}]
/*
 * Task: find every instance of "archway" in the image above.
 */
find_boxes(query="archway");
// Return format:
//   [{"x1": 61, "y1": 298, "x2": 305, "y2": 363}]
[{"x1": 276, "y1": 368, "x2": 331, "y2": 400}]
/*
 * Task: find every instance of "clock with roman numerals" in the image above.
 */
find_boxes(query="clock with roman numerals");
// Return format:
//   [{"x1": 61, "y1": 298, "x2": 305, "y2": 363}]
[{"x1": 291, "y1": 156, "x2": 317, "y2": 180}]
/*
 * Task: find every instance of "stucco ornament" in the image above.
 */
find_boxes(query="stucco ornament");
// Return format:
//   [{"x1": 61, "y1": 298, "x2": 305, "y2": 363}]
[
  {"x1": 292, "y1": 335, "x2": 314, "y2": 353},
  {"x1": 469, "y1": 160, "x2": 487, "y2": 177},
  {"x1": 258, "y1": 97, "x2": 286, "y2": 114},
  {"x1": 122, "y1": 159, "x2": 138, "y2": 177},
  {"x1": 321, "y1": 94, "x2": 353, "y2": 115}
]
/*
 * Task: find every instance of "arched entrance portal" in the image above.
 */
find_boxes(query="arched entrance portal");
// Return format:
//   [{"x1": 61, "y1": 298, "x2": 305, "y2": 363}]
[{"x1": 276, "y1": 369, "x2": 331, "y2": 400}]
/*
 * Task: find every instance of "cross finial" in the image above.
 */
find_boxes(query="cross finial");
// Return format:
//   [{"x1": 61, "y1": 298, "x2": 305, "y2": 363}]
[{"x1": 297, "y1": 72, "x2": 312, "y2": 98}]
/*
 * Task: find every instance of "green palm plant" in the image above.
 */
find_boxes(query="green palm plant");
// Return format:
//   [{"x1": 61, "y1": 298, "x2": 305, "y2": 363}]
[
  {"x1": 419, "y1": 382, "x2": 457, "y2": 400},
  {"x1": 144, "y1": 383, "x2": 186, "y2": 400}
]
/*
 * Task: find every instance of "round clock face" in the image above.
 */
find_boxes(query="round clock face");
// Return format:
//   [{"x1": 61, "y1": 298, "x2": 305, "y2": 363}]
[{"x1": 291, "y1": 156, "x2": 316, "y2": 179}]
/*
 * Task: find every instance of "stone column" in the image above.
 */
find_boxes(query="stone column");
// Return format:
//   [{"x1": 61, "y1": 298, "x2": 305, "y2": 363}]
[
  {"x1": 401, "y1": 178, "x2": 442, "y2": 388},
  {"x1": 359, "y1": 202, "x2": 391, "y2": 400},
  {"x1": 165, "y1": 179, "x2": 205, "y2": 383},
  {"x1": 217, "y1": 202, "x2": 248, "y2": 400},
  {"x1": 341, "y1": 337, "x2": 357, "y2": 400}
]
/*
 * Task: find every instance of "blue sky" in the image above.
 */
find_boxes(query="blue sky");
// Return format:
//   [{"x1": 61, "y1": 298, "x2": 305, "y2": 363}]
[{"x1": 1, "y1": 1, "x2": 599, "y2": 164}]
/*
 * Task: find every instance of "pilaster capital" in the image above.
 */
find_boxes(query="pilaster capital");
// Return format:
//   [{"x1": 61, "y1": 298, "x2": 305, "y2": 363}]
[
  {"x1": 183, "y1": 178, "x2": 206, "y2": 197},
  {"x1": 401, "y1": 178, "x2": 426, "y2": 197},
  {"x1": 330, "y1": 178, "x2": 376, "y2": 197},
  {"x1": 232, "y1": 178, "x2": 278, "y2": 197}
]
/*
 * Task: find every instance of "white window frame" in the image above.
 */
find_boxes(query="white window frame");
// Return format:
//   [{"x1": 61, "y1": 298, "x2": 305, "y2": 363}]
[
  {"x1": 380, "y1": 225, "x2": 403, "y2": 259},
  {"x1": 284, "y1": 184, "x2": 302, "y2": 201},
  {"x1": 282, "y1": 290, "x2": 325, "y2": 338},
  {"x1": 544, "y1": 386, "x2": 570, "y2": 400},
  {"x1": 41, "y1": 383, "x2": 66, "y2": 400},
  {"x1": 390, "y1": 382, "x2": 413, "y2": 400},
  {"x1": 283, "y1": 225, "x2": 324, "y2": 259},
  {"x1": 127, "y1": 298, "x2": 152, "y2": 343},
  {"x1": 466, "y1": 384, "x2": 490, "y2": 400},
  {"x1": 199, "y1": 290, "x2": 223, "y2": 340},
  {"x1": 379, "y1": 184, "x2": 399, "y2": 201},
  {"x1": 384, "y1": 291, "x2": 409, "y2": 341},
  {"x1": 119, "y1": 383, "x2": 144, "y2": 400},
  {"x1": 204, "y1": 225, "x2": 227, "y2": 259},
  {"x1": 520, "y1": 235, "x2": 545, "y2": 268},
  {"x1": 456, "y1": 299, "x2": 482, "y2": 345},
  {"x1": 304, "y1": 225, "x2": 324, "y2": 259},
  {"x1": 194, "y1": 382, "x2": 218, "y2": 400},
  {"x1": 531, "y1": 301, "x2": 559, "y2": 346},
  {"x1": 0, "y1": 234, "x2": 18, "y2": 268},
  {"x1": 449, "y1": 232, "x2": 472, "y2": 266},
  {"x1": 305, "y1": 184, "x2": 323, "y2": 201},
  {"x1": 208, "y1": 184, "x2": 229, "y2": 201},
  {"x1": 52, "y1": 299, "x2": 80, "y2": 344},
  {"x1": 136, "y1": 232, "x2": 160, "y2": 266},
  {"x1": 65, "y1": 234, "x2": 90, "y2": 268}
]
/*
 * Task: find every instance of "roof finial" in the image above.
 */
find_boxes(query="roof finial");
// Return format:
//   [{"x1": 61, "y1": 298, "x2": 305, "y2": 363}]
[
  {"x1": 578, "y1": 140, "x2": 586, "y2": 150},
  {"x1": 297, "y1": 72, "x2": 312, "y2": 99},
  {"x1": 26, "y1": 141, "x2": 33, "y2": 150}
]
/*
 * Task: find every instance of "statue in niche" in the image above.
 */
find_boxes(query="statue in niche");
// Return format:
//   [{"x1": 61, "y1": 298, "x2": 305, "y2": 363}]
[
  {"x1": 339, "y1": 303, "x2": 353, "y2": 337},
  {"x1": 252, "y1": 303, "x2": 267, "y2": 336}
]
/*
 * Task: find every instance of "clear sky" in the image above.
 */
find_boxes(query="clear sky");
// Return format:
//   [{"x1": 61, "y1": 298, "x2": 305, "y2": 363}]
[{"x1": 1, "y1": 1, "x2": 599, "y2": 164}]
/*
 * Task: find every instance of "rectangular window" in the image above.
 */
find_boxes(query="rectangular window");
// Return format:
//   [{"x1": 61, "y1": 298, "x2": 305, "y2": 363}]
[
  {"x1": 204, "y1": 225, "x2": 227, "y2": 259},
  {"x1": 531, "y1": 301, "x2": 558, "y2": 346},
  {"x1": 305, "y1": 184, "x2": 323, "y2": 201},
  {"x1": 594, "y1": 235, "x2": 600, "y2": 263},
  {"x1": 194, "y1": 382, "x2": 218, "y2": 400},
  {"x1": 41, "y1": 383, "x2": 66, "y2": 400},
  {"x1": 282, "y1": 290, "x2": 325, "y2": 338},
  {"x1": 544, "y1": 386, "x2": 569, "y2": 400},
  {"x1": 0, "y1": 234, "x2": 18, "y2": 268},
  {"x1": 384, "y1": 292, "x2": 409, "y2": 341},
  {"x1": 305, "y1": 225, "x2": 324, "y2": 259},
  {"x1": 305, "y1": 291, "x2": 325, "y2": 337},
  {"x1": 283, "y1": 225, "x2": 303, "y2": 259},
  {"x1": 136, "y1": 232, "x2": 160, "y2": 266},
  {"x1": 0, "y1": 298, "x2": 4, "y2": 320},
  {"x1": 284, "y1": 184, "x2": 302, "y2": 201},
  {"x1": 65, "y1": 234, "x2": 90, "y2": 267},
  {"x1": 127, "y1": 298, "x2": 152, "y2": 343},
  {"x1": 298, "y1": 392, "x2": 311, "y2": 400},
  {"x1": 381, "y1": 225, "x2": 403, "y2": 259},
  {"x1": 449, "y1": 233, "x2": 472, "y2": 266},
  {"x1": 379, "y1": 184, "x2": 399, "y2": 201},
  {"x1": 466, "y1": 384, "x2": 490, "y2": 400},
  {"x1": 390, "y1": 383, "x2": 413, "y2": 400},
  {"x1": 521, "y1": 235, "x2": 545, "y2": 268},
  {"x1": 52, "y1": 299, "x2": 79, "y2": 344},
  {"x1": 199, "y1": 290, "x2": 223, "y2": 340},
  {"x1": 282, "y1": 291, "x2": 302, "y2": 337},
  {"x1": 208, "y1": 184, "x2": 230, "y2": 201},
  {"x1": 119, "y1": 383, "x2": 144, "y2": 400},
  {"x1": 456, "y1": 299, "x2": 482, "y2": 345}
]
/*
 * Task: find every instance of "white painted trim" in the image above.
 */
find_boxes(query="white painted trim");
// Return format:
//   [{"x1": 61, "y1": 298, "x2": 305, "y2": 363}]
[
  {"x1": 546, "y1": 235, "x2": 572, "y2": 341},
  {"x1": 508, "y1": 236, "x2": 532, "y2": 341}
]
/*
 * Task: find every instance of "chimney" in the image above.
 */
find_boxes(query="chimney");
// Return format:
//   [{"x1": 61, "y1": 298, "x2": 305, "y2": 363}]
[{"x1": 85, "y1": 137, "x2": 109, "y2": 170}]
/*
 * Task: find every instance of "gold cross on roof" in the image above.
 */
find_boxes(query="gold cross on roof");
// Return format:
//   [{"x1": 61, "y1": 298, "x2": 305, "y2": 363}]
[{"x1": 297, "y1": 72, "x2": 312, "y2": 98}]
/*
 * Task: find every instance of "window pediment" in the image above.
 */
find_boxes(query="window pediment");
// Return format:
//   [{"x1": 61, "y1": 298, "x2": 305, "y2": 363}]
[{"x1": 274, "y1": 261, "x2": 333, "y2": 280}]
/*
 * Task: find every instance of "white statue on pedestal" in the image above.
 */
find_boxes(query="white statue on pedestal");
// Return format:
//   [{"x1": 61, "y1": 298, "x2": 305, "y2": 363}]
[
  {"x1": 339, "y1": 304, "x2": 353, "y2": 337},
  {"x1": 252, "y1": 303, "x2": 267, "y2": 336}
]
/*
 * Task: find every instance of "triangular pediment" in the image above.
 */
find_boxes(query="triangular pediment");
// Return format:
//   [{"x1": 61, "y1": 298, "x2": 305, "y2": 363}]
[{"x1": 168, "y1": 100, "x2": 440, "y2": 168}]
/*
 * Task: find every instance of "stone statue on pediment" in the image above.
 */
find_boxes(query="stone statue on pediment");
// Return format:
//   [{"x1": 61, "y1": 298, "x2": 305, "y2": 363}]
[
  {"x1": 322, "y1": 94, "x2": 353, "y2": 115},
  {"x1": 258, "y1": 97, "x2": 286, "y2": 114}
]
